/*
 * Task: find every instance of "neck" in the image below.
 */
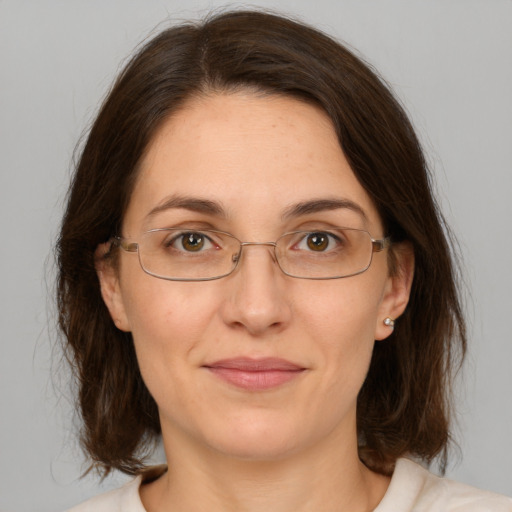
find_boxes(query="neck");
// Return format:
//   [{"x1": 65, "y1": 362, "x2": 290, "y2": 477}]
[{"x1": 140, "y1": 428, "x2": 390, "y2": 512}]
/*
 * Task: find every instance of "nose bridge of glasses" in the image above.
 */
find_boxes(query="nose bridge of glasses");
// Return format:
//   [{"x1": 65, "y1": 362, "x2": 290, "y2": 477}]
[
  {"x1": 239, "y1": 241, "x2": 278, "y2": 248},
  {"x1": 233, "y1": 241, "x2": 278, "y2": 265}
]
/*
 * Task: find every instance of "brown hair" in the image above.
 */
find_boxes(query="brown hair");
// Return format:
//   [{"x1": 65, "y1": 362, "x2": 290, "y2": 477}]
[{"x1": 57, "y1": 9, "x2": 466, "y2": 476}]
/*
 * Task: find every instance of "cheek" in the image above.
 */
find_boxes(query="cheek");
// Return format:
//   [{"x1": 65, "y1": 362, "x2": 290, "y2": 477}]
[
  {"x1": 120, "y1": 278, "x2": 219, "y2": 376},
  {"x1": 297, "y1": 278, "x2": 383, "y2": 380},
  {"x1": 299, "y1": 277, "x2": 383, "y2": 341},
  {"x1": 120, "y1": 280, "x2": 225, "y2": 429}
]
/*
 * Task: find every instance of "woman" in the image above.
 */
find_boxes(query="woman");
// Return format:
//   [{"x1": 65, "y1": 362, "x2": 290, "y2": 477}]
[{"x1": 58, "y1": 10, "x2": 512, "y2": 512}]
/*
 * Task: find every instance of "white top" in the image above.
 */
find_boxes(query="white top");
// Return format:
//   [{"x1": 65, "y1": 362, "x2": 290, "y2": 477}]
[{"x1": 67, "y1": 458, "x2": 512, "y2": 511}]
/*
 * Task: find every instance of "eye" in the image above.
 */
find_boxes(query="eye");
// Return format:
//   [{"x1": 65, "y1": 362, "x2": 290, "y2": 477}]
[
  {"x1": 167, "y1": 231, "x2": 215, "y2": 252},
  {"x1": 296, "y1": 231, "x2": 341, "y2": 252}
]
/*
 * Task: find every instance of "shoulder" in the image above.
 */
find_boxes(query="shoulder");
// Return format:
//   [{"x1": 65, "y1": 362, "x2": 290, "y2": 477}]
[
  {"x1": 66, "y1": 466, "x2": 167, "y2": 512},
  {"x1": 376, "y1": 458, "x2": 512, "y2": 512},
  {"x1": 66, "y1": 476, "x2": 143, "y2": 512}
]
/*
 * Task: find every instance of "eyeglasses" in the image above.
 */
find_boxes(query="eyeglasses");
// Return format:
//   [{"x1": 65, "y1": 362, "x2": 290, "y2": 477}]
[{"x1": 111, "y1": 227, "x2": 391, "y2": 281}]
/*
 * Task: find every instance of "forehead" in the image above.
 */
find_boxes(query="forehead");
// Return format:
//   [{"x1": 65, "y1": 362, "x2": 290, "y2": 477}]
[{"x1": 124, "y1": 92, "x2": 382, "y2": 234}]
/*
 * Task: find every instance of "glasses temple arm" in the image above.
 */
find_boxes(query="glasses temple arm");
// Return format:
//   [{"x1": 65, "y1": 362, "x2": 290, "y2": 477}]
[
  {"x1": 371, "y1": 236, "x2": 392, "y2": 252},
  {"x1": 109, "y1": 236, "x2": 139, "y2": 253}
]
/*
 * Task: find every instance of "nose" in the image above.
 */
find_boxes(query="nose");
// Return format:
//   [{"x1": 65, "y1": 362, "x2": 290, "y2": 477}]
[{"x1": 219, "y1": 243, "x2": 292, "y2": 336}]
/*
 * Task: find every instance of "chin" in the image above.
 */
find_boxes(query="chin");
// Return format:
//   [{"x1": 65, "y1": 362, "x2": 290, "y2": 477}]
[{"x1": 200, "y1": 414, "x2": 310, "y2": 462}]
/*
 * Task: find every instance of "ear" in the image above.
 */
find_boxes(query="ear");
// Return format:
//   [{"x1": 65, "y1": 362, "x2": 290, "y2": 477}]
[
  {"x1": 374, "y1": 242, "x2": 414, "y2": 341},
  {"x1": 95, "y1": 242, "x2": 131, "y2": 332}
]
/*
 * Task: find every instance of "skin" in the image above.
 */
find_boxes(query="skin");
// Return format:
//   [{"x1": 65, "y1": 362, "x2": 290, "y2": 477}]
[{"x1": 98, "y1": 92, "x2": 414, "y2": 512}]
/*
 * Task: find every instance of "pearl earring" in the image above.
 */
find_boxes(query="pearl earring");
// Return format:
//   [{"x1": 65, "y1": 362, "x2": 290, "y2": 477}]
[{"x1": 384, "y1": 317, "x2": 395, "y2": 328}]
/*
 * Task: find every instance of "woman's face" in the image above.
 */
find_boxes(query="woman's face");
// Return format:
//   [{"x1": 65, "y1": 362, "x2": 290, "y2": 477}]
[{"x1": 99, "y1": 92, "x2": 412, "y2": 462}]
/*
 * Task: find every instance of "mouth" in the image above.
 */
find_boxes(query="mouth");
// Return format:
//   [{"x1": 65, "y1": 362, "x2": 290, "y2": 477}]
[{"x1": 203, "y1": 357, "x2": 306, "y2": 391}]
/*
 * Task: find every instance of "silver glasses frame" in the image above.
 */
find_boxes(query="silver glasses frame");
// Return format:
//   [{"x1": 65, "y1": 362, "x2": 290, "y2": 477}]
[{"x1": 111, "y1": 228, "x2": 391, "y2": 282}]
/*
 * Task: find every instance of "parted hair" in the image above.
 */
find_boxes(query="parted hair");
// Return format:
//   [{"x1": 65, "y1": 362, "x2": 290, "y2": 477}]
[{"x1": 57, "y1": 10, "x2": 466, "y2": 476}]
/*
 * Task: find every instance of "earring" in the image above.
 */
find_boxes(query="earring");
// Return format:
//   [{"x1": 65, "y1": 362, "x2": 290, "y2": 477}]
[{"x1": 383, "y1": 317, "x2": 395, "y2": 328}]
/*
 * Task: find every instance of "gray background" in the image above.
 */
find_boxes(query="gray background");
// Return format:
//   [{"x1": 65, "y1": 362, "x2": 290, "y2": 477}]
[{"x1": 1, "y1": 0, "x2": 511, "y2": 510}]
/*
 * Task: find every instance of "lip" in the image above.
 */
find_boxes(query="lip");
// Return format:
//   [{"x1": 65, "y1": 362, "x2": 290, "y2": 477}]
[{"x1": 203, "y1": 357, "x2": 306, "y2": 391}]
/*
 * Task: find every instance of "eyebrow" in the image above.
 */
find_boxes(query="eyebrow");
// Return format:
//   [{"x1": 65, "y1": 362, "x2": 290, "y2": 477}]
[
  {"x1": 281, "y1": 198, "x2": 368, "y2": 221},
  {"x1": 146, "y1": 195, "x2": 226, "y2": 219},
  {"x1": 145, "y1": 194, "x2": 367, "y2": 223}
]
